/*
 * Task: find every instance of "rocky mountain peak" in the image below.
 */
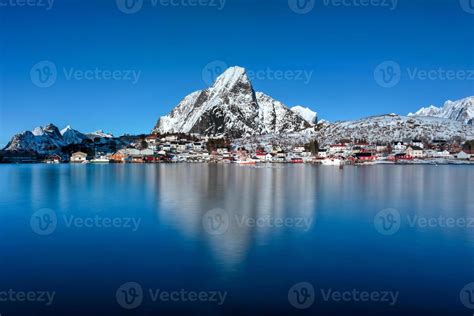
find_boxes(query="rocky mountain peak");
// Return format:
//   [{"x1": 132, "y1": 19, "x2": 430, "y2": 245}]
[{"x1": 153, "y1": 66, "x2": 312, "y2": 138}]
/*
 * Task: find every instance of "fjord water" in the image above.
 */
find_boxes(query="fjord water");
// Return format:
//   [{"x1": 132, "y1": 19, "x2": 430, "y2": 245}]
[{"x1": 0, "y1": 164, "x2": 473, "y2": 315}]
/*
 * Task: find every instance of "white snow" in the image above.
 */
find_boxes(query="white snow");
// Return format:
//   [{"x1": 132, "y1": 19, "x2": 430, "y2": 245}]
[
  {"x1": 291, "y1": 106, "x2": 317, "y2": 125},
  {"x1": 408, "y1": 96, "x2": 474, "y2": 124}
]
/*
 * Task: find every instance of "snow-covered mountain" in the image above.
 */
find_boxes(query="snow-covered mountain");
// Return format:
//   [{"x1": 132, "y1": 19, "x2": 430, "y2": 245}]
[
  {"x1": 4, "y1": 124, "x2": 66, "y2": 153},
  {"x1": 61, "y1": 125, "x2": 89, "y2": 145},
  {"x1": 408, "y1": 96, "x2": 474, "y2": 125},
  {"x1": 291, "y1": 106, "x2": 317, "y2": 125},
  {"x1": 87, "y1": 130, "x2": 114, "y2": 139},
  {"x1": 3, "y1": 124, "x2": 115, "y2": 154},
  {"x1": 314, "y1": 114, "x2": 474, "y2": 145},
  {"x1": 153, "y1": 66, "x2": 312, "y2": 138}
]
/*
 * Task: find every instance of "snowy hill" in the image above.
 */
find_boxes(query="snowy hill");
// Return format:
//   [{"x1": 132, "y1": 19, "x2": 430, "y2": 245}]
[
  {"x1": 408, "y1": 96, "x2": 474, "y2": 125},
  {"x1": 60, "y1": 125, "x2": 89, "y2": 145},
  {"x1": 314, "y1": 114, "x2": 474, "y2": 145},
  {"x1": 153, "y1": 66, "x2": 311, "y2": 138},
  {"x1": 291, "y1": 106, "x2": 317, "y2": 125}
]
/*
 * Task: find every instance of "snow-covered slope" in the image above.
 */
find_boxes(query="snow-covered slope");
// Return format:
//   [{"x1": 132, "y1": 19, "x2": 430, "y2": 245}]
[
  {"x1": 153, "y1": 66, "x2": 311, "y2": 138},
  {"x1": 408, "y1": 96, "x2": 474, "y2": 124},
  {"x1": 61, "y1": 125, "x2": 89, "y2": 145},
  {"x1": 291, "y1": 106, "x2": 317, "y2": 125},
  {"x1": 86, "y1": 130, "x2": 114, "y2": 139},
  {"x1": 4, "y1": 124, "x2": 66, "y2": 153},
  {"x1": 3, "y1": 124, "x2": 114, "y2": 154},
  {"x1": 314, "y1": 114, "x2": 474, "y2": 145}
]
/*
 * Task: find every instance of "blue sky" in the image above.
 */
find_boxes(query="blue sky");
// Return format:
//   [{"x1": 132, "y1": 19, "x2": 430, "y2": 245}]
[{"x1": 1, "y1": 0, "x2": 473, "y2": 145}]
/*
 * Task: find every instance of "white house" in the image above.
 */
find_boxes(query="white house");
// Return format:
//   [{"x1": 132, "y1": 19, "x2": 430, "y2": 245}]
[
  {"x1": 456, "y1": 151, "x2": 471, "y2": 160},
  {"x1": 406, "y1": 146, "x2": 424, "y2": 158},
  {"x1": 393, "y1": 142, "x2": 406, "y2": 152},
  {"x1": 71, "y1": 152, "x2": 87, "y2": 163},
  {"x1": 317, "y1": 149, "x2": 328, "y2": 158}
]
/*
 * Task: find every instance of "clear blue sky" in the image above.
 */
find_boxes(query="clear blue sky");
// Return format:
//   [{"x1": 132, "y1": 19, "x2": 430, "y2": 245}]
[{"x1": 1, "y1": 0, "x2": 473, "y2": 146}]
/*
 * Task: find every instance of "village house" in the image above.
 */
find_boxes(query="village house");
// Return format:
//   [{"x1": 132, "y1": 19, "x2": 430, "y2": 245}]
[
  {"x1": 317, "y1": 149, "x2": 328, "y2": 158},
  {"x1": 393, "y1": 142, "x2": 406, "y2": 152},
  {"x1": 376, "y1": 144, "x2": 388, "y2": 153},
  {"x1": 145, "y1": 135, "x2": 159, "y2": 150},
  {"x1": 71, "y1": 152, "x2": 88, "y2": 163},
  {"x1": 329, "y1": 144, "x2": 345, "y2": 155},
  {"x1": 456, "y1": 151, "x2": 472, "y2": 160},
  {"x1": 44, "y1": 154, "x2": 62, "y2": 164},
  {"x1": 406, "y1": 146, "x2": 424, "y2": 158},
  {"x1": 411, "y1": 139, "x2": 424, "y2": 149},
  {"x1": 293, "y1": 146, "x2": 305, "y2": 153}
]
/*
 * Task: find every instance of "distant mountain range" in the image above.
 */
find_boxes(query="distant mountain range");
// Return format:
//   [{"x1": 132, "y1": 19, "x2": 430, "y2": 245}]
[
  {"x1": 408, "y1": 97, "x2": 474, "y2": 125},
  {"x1": 3, "y1": 124, "x2": 115, "y2": 154},
  {"x1": 2, "y1": 66, "x2": 474, "y2": 155}
]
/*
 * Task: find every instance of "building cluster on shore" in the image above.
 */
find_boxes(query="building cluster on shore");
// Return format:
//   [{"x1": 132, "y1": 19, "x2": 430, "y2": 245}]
[{"x1": 37, "y1": 134, "x2": 474, "y2": 165}]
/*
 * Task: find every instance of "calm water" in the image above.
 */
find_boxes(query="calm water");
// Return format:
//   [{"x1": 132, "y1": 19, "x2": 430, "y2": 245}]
[{"x1": 0, "y1": 164, "x2": 473, "y2": 315}]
